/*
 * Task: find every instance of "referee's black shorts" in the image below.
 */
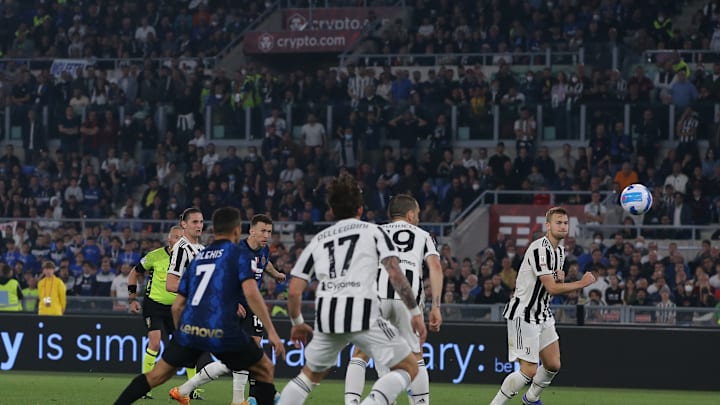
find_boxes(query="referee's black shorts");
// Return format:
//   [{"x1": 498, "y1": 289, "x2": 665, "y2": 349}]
[
  {"x1": 142, "y1": 298, "x2": 175, "y2": 334},
  {"x1": 162, "y1": 338, "x2": 264, "y2": 371}
]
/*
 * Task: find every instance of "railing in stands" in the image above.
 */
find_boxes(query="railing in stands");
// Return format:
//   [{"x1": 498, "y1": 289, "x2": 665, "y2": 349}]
[
  {"x1": 25, "y1": 297, "x2": 719, "y2": 328},
  {"x1": 643, "y1": 49, "x2": 720, "y2": 64},
  {"x1": 340, "y1": 49, "x2": 584, "y2": 67},
  {"x1": 0, "y1": 217, "x2": 456, "y2": 239}
]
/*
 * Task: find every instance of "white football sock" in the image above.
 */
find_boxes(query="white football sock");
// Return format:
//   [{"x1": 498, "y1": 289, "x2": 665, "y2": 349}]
[
  {"x1": 408, "y1": 360, "x2": 429, "y2": 405},
  {"x1": 489, "y1": 371, "x2": 532, "y2": 405},
  {"x1": 277, "y1": 372, "x2": 314, "y2": 405},
  {"x1": 525, "y1": 366, "x2": 558, "y2": 402},
  {"x1": 345, "y1": 357, "x2": 367, "y2": 405},
  {"x1": 178, "y1": 361, "x2": 230, "y2": 396},
  {"x1": 360, "y1": 369, "x2": 411, "y2": 405},
  {"x1": 232, "y1": 370, "x2": 250, "y2": 403}
]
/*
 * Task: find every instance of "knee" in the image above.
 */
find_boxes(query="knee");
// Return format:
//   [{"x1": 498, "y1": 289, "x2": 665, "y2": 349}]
[
  {"x1": 520, "y1": 363, "x2": 538, "y2": 379},
  {"x1": 252, "y1": 356, "x2": 274, "y2": 382},
  {"x1": 352, "y1": 349, "x2": 369, "y2": 362},
  {"x1": 544, "y1": 360, "x2": 561, "y2": 373},
  {"x1": 147, "y1": 338, "x2": 161, "y2": 352},
  {"x1": 392, "y1": 355, "x2": 419, "y2": 381}
]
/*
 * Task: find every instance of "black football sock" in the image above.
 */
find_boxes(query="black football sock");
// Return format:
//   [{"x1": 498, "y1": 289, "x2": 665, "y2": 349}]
[{"x1": 114, "y1": 374, "x2": 151, "y2": 405}]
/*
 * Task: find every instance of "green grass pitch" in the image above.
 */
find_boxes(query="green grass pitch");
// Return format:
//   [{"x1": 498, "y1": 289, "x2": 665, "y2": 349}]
[{"x1": 0, "y1": 372, "x2": 716, "y2": 405}]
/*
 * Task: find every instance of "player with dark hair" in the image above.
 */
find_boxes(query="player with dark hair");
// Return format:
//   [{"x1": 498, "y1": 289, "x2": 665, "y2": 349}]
[
  {"x1": 344, "y1": 194, "x2": 443, "y2": 405},
  {"x1": 114, "y1": 207, "x2": 286, "y2": 405},
  {"x1": 171, "y1": 214, "x2": 286, "y2": 405},
  {"x1": 127, "y1": 225, "x2": 184, "y2": 399},
  {"x1": 163, "y1": 208, "x2": 208, "y2": 395},
  {"x1": 490, "y1": 207, "x2": 595, "y2": 405},
  {"x1": 278, "y1": 176, "x2": 427, "y2": 405}
]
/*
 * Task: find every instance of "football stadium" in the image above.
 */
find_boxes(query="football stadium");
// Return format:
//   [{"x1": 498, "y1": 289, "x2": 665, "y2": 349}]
[{"x1": 0, "y1": 0, "x2": 719, "y2": 404}]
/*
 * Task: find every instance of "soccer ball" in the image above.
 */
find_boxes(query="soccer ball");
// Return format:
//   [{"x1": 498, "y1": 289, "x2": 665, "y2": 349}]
[{"x1": 620, "y1": 184, "x2": 653, "y2": 215}]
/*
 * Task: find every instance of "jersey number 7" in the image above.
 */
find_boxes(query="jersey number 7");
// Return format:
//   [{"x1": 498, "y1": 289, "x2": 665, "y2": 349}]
[{"x1": 191, "y1": 264, "x2": 216, "y2": 306}]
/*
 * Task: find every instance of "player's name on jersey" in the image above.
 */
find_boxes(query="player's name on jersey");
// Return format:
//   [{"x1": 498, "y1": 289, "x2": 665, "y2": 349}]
[
  {"x1": 179, "y1": 324, "x2": 225, "y2": 338},
  {"x1": 316, "y1": 222, "x2": 371, "y2": 241},
  {"x1": 196, "y1": 249, "x2": 224, "y2": 260},
  {"x1": 320, "y1": 280, "x2": 361, "y2": 291},
  {"x1": 399, "y1": 259, "x2": 415, "y2": 266}
]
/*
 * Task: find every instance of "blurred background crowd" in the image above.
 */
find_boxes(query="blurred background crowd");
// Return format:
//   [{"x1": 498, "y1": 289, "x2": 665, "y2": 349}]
[{"x1": 0, "y1": 0, "x2": 718, "y2": 325}]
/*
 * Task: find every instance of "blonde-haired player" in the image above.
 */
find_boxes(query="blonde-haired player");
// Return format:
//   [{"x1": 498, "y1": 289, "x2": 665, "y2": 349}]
[{"x1": 490, "y1": 207, "x2": 595, "y2": 405}]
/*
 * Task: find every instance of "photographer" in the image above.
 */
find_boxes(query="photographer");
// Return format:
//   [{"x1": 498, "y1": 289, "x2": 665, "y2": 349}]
[{"x1": 37, "y1": 261, "x2": 66, "y2": 316}]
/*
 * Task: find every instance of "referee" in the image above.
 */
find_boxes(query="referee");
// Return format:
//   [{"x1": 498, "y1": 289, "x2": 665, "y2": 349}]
[{"x1": 128, "y1": 226, "x2": 183, "y2": 399}]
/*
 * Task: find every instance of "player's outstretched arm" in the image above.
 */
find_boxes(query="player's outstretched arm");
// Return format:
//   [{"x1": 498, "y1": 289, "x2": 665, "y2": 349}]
[
  {"x1": 286, "y1": 276, "x2": 312, "y2": 347},
  {"x1": 264, "y1": 261, "x2": 286, "y2": 282},
  {"x1": 242, "y1": 279, "x2": 286, "y2": 360},
  {"x1": 382, "y1": 256, "x2": 427, "y2": 344},
  {"x1": 171, "y1": 294, "x2": 187, "y2": 329},
  {"x1": 539, "y1": 272, "x2": 595, "y2": 296},
  {"x1": 426, "y1": 254, "x2": 443, "y2": 332}
]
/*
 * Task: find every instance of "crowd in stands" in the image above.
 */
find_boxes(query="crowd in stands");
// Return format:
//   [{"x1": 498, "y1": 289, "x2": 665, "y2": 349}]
[
  {"x1": 439, "y1": 233, "x2": 720, "y2": 325},
  {"x1": 0, "y1": 0, "x2": 267, "y2": 60},
  {"x1": 0, "y1": 0, "x2": 718, "y2": 326}
]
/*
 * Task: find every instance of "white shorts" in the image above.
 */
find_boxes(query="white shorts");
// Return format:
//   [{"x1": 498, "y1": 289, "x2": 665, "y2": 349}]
[
  {"x1": 304, "y1": 318, "x2": 411, "y2": 373},
  {"x1": 380, "y1": 299, "x2": 421, "y2": 353},
  {"x1": 506, "y1": 317, "x2": 559, "y2": 364}
]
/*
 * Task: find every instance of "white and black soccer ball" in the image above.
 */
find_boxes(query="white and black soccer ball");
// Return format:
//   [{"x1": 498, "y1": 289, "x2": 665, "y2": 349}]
[{"x1": 620, "y1": 183, "x2": 652, "y2": 215}]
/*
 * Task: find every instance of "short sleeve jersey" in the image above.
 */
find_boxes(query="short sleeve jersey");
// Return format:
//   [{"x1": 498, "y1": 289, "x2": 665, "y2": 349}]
[
  {"x1": 503, "y1": 236, "x2": 565, "y2": 324},
  {"x1": 135, "y1": 246, "x2": 174, "y2": 305},
  {"x1": 291, "y1": 218, "x2": 396, "y2": 333},
  {"x1": 175, "y1": 240, "x2": 256, "y2": 352}
]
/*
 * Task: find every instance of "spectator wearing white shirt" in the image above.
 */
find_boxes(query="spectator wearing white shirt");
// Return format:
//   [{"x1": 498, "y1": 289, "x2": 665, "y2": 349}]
[
  {"x1": 461, "y1": 148, "x2": 478, "y2": 170},
  {"x1": 111, "y1": 263, "x2": 132, "y2": 312},
  {"x1": 64, "y1": 178, "x2": 84, "y2": 202},
  {"x1": 264, "y1": 108, "x2": 287, "y2": 135},
  {"x1": 279, "y1": 157, "x2": 304, "y2": 184},
  {"x1": 664, "y1": 162, "x2": 689, "y2": 194},
  {"x1": 301, "y1": 113, "x2": 326, "y2": 148},
  {"x1": 201, "y1": 143, "x2": 220, "y2": 176},
  {"x1": 119, "y1": 197, "x2": 141, "y2": 219},
  {"x1": 134, "y1": 18, "x2": 156, "y2": 43},
  {"x1": 188, "y1": 128, "x2": 208, "y2": 149},
  {"x1": 584, "y1": 190, "x2": 606, "y2": 225}
]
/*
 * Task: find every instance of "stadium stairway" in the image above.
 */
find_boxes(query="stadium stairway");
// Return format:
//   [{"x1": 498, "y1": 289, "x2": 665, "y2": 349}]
[{"x1": 217, "y1": 2, "x2": 284, "y2": 73}]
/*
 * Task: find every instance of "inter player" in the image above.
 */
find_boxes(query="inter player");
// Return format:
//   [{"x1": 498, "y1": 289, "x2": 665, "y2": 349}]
[
  {"x1": 127, "y1": 225, "x2": 184, "y2": 399},
  {"x1": 114, "y1": 207, "x2": 286, "y2": 405},
  {"x1": 489, "y1": 207, "x2": 596, "y2": 405},
  {"x1": 344, "y1": 194, "x2": 443, "y2": 405},
  {"x1": 277, "y1": 175, "x2": 427, "y2": 405},
  {"x1": 164, "y1": 208, "x2": 207, "y2": 394},
  {"x1": 171, "y1": 214, "x2": 286, "y2": 405}
]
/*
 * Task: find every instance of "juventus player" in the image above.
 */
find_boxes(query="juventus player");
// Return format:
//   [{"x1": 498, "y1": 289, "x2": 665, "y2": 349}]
[
  {"x1": 278, "y1": 176, "x2": 427, "y2": 405},
  {"x1": 344, "y1": 194, "x2": 443, "y2": 405},
  {"x1": 490, "y1": 207, "x2": 595, "y2": 405},
  {"x1": 164, "y1": 207, "x2": 208, "y2": 398}
]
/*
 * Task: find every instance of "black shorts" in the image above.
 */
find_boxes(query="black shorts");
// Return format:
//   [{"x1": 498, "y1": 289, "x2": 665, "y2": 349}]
[
  {"x1": 242, "y1": 310, "x2": 265, "y2": 338},
  {"x1": 162, "y1": 338, "x2": 264, "y2": 371},
  {"x1": 142, "y1": 298, "x2": 175, "y2": 333}
]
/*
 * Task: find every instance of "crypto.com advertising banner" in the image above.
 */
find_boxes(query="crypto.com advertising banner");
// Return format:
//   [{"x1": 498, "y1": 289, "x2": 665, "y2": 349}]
[
  {"x1": 244, "y1": 30, "x2": 361, "y2": 54},
  {"x1": 0, "y1": 314, "x2": 716, "y2": 389},
  {"x1": 281, "y1": 7, "x2": 404, "y2": 31}
]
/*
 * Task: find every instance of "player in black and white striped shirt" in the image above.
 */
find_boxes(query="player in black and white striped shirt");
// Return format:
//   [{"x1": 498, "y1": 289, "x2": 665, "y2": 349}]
[
  {"x1": 345, "y1": 194, "x2": 443, "y2": 405},
  {"x1": 163, "y1": 207, "x2": 207, "y2": 400},
  {"x1": 165, "y1": 208, "x2": 205, "y2": 293},
  {"x1": 278, "y1": 176, "x2": 427, "y2": 405},
  {"x1": 490, "y1": 207, "x2": 595, "y2": 405}
]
